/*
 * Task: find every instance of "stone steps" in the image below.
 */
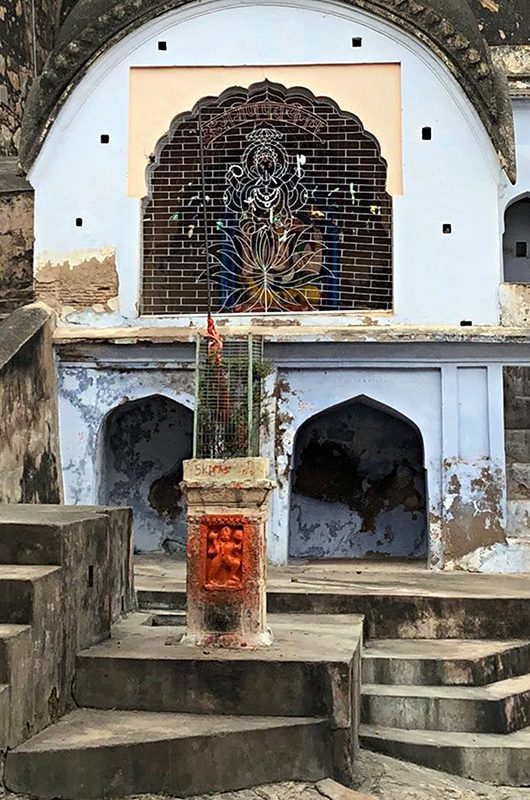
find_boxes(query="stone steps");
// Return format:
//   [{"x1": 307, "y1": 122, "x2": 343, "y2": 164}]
[
  {"x1": 0, "y1": 505, "x2": 133, "y2": 752},
  {"x1": 0, "y1": 565, "x2": 62, "y2": 624},
  {"x1": 74, "y1": 612, "x2": 361, "y2": 719},
  {"x1": 360, "y1": 636, "x2": 530, "y2": 783},
  {"x1": 362, "y1": 639, "x2": 530, "y2": 686},
  {"x1": 138, "y1": 586, "x2": 530, "y2": 639},
  {"x1": 359, "y1": 724, "x2": 530, "y2": 786},
  {"x1": 362, "y1": 673, "x2": 530, "y2": 733},
  {"x1": 6, "y1": 610, "x2": 360, "y2": 797},
  {"x1": 0, "y1": 623, "x2": 32, "y2": 682},
  {"x1": 4, "y1": 708, "x2": 331, "y2": 800}
]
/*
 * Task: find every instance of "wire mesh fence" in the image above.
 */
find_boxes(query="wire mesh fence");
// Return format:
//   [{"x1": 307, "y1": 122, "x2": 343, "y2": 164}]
[{"x1": 193, "y1": 335, "x2": 264, "y2": 459}]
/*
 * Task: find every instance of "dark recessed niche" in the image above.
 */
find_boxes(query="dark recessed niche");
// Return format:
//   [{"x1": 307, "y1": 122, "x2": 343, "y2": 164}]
[
  {"x1": 516, "y1": 241, "x2": 528, "y2": 258},
  {"x1": 158, "y1": 40, "x2": 167, "y2": 50},
  {"x1": 422, "y1": 127, "x2": 432, "y2": 140},
  {"x1": 88, "y1": 565, "x2": 94, "y2": 588},
  {"x1": 100, "y1": 134, "x2": 110, "y2": 144},
  {"x1": 351, "y1": 37, "x2": 363, "y2": 47},
  {"x1": 442, "y1": 224, "x2": 452, "y2": 234},
  {"x1": 75, "y1": 217, "x2": 83, "y2": 227},
  {"x1": 460, "y1": 320, "x2": 473, "y2": 327}
]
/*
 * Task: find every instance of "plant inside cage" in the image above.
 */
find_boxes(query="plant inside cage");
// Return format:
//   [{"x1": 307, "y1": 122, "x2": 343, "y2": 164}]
[{"x1": 193, "y1": 333, "x2": 265, "y2": 459}]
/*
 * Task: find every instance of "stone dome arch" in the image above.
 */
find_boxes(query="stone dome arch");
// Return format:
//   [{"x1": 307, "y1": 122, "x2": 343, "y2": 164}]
[{"x1": 20, "y1": 0, "x2": 515, "y2": 180}]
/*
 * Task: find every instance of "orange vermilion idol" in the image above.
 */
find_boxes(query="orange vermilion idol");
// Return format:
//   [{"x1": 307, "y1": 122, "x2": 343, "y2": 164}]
[{"x1": 201, "y1": 515, "x2": 249, "y2": 590}]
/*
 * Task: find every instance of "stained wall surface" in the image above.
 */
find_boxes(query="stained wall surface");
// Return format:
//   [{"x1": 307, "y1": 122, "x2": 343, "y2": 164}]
[
  {"x1": 0, "y1": 307, "x2": 63, "y2": 504},
  {"x1": 100, "y1": 395, "x2": 192, "y2": 552},
  {"x1": 56, "y1": 344, "x2": 515, "y2": 571},
  {"x1": 289, "y1": 399, "x2": 427, "y2": 559}
]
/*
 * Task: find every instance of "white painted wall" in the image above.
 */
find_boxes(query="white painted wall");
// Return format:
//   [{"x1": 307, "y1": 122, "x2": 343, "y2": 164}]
[
  {"x1": 504, "y1": 100, "x2": 530, "y2": 211},
  {"x1": 30, "y1": 0, "x2": 505, "y2": 328}
]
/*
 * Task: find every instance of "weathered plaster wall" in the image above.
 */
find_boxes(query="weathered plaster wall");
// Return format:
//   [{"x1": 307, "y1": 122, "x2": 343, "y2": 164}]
[
  {"x1": 267, "y1": 360, "x2": 508, "y2": 570},
  {"x1": 0, "y1": 306, "x2": 63, "y2": 503},
  {"x1": 100, "y1": 395, "x2": 192, "y2": 552},
  {"x1": 56, "y1": 344, "x2": 515, "y2": 569},
  {"x1": 56, "y1": 357, "x2": 194, "y2": 550},
  {"x1": 289, "y1": 399, "x2": 427, "y2": 559},
  {"x1": 0, "y1": 0, "x2": 60, "y2": 155},
  {"x1": 35, "y1": 248, "x2": 119, "y2": 315},
  {"x1": 30, "y1": 0, "x2": 503, "y2": 328}
]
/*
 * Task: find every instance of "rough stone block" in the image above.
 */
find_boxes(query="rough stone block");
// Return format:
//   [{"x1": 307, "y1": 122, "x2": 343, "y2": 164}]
[
  {"x1": 317, "y1": 778, "x2": 376, "y2": 800},
  {"x1": 183, "y1": 457, "x2": 270, "y2": 482}
]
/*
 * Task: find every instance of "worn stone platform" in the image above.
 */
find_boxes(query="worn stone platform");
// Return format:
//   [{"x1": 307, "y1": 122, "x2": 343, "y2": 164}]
[
  {"x1": 74, "y1": 612, "x2": 363, "y2": 718},
  {"x1": 5, "y1": 612, "x2": 362, "y2": 799},
  {"x1": 135, "y1": 555, "x2": 530, "y2": 639}
]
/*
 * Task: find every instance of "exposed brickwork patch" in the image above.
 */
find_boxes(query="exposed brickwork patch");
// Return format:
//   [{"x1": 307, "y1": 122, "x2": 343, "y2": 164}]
[
  {"x1": 35, "y1": 248, "x2": 119, "y2": 313},
  {"x1": 142, "y1": 81, "x2": 393, "y2": 315}
]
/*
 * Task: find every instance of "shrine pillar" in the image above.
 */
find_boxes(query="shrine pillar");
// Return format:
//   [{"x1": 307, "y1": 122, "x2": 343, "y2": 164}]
[{"x1": 180, "y1": 457, "x2": 274, "y2": 648}]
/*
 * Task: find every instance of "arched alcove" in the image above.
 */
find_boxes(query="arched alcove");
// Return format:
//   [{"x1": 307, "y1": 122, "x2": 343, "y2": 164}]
[
  {"x1": 503, "y1": 195, "x2": 530, "y2": 283},
  {"x1": 288, "y1": 396, "x2": 427, "y2": 560},
  {"x1": 98, "y1": 394, "x2": 193, "y2": 553}
]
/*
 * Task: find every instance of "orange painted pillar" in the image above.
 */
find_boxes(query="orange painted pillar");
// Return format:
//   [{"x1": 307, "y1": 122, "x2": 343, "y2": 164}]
[{"x1": 181, "y1": 458, "x2": 274, "y2": 648}]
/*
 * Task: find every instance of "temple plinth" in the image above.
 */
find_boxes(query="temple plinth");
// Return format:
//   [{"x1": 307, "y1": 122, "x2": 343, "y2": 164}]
[{"x1": 181, "y1": 457, "x2": 274, "y2": 648}]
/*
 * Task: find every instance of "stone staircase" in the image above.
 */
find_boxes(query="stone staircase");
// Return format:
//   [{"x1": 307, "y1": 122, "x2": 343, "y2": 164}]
[
  {"x1": 4, "y1": 612, "x2": 361, "y2": 798},
  {"x1": 360, "y1": 638, "x2": 530, "y2": 785},
  {"x1": 0, "y1": 506, "x2": 132, "y2": 754},
  {"x1": 134, "y1": 558, "x2": 530, "y2": 787}
]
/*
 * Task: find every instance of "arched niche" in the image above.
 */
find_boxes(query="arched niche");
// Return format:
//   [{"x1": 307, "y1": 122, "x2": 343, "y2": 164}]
[
  {"x1": 288, "y1": 395, "x2": 428, "y2": 560},
  {"x1": 503, "y1": 194, "x2": 530, "y2": 283},
  {"x1": 98, "y1": 394, "x2": 193, "y2": 553}
]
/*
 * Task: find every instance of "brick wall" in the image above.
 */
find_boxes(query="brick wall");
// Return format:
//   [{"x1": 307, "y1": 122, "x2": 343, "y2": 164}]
[{"x1": 142, "y1": 81, "x2": 392, "y2": 315}]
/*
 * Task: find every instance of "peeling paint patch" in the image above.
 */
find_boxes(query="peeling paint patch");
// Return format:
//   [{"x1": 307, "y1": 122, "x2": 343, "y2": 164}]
[
  {"x1": 35, "y1": 248, "x2": 119, "y2": 315},
  {"x1": 443, "y1": 460, "x2": 506, "y2": 566}
]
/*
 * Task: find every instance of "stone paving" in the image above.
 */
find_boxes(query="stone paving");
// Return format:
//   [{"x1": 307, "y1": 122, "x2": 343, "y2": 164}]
[
  {"x1": 3, "y1": 749, "x2": 530, "y2": 799},
  {"x1": 138, "y1": 750, "x2": 530, "y2": 800}
]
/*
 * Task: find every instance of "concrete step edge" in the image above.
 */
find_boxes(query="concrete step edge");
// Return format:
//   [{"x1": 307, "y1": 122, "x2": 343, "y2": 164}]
[
  {"x1": 362, "y1": 639, "x2": 530, "y2": 659},
  {"x1": 4, "y1": 709, "x2": 334, "y2": 799},
  {"x1": 361, "y1": 673, "x2": 530, "y2": 701},
  {"x1": 359, "y1": 723, "x2": 530, "y2": 747},
  {"x1": 0, "y1": 624, "x2": 32, "y2": 682}
]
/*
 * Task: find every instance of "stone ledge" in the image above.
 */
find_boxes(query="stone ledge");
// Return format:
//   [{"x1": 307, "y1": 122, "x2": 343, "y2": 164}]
[
  {"x1": 0, "y1": 158, "x2": 33, "y2": 195},
  {"x1": 0, "y1": 305, "x2": 54, "y2": 374}
]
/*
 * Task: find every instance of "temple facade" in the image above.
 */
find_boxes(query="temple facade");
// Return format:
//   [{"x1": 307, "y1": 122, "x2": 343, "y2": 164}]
[{"x1": 4, "y1": 0, "x2": 530, "y2": 571}]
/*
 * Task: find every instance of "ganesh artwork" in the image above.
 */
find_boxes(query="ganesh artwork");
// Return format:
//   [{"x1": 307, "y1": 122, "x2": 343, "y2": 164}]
[{"x1": 202, "y1": 516, "x2": 249, "y2": 589}]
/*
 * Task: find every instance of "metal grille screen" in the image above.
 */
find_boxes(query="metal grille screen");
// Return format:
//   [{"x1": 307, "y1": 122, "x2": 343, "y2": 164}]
[
  {"x1": 194, "y1": 336, "x2": 263, "y2": 459},
  {"x1": 142, "y1": 81, "x2": 393, "y2": 315}
]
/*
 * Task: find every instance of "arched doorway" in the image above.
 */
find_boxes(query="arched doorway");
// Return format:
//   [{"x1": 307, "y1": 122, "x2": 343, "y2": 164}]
[
  {"x1": 503, "y1": 196, "x2": 530, "y2": 283},
  {"x1": 98, "y1": 395, "x2": 193, "y2": 553},
  {"x1": 288, "y1": 397, "x2": 427, "y2": 560}
]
